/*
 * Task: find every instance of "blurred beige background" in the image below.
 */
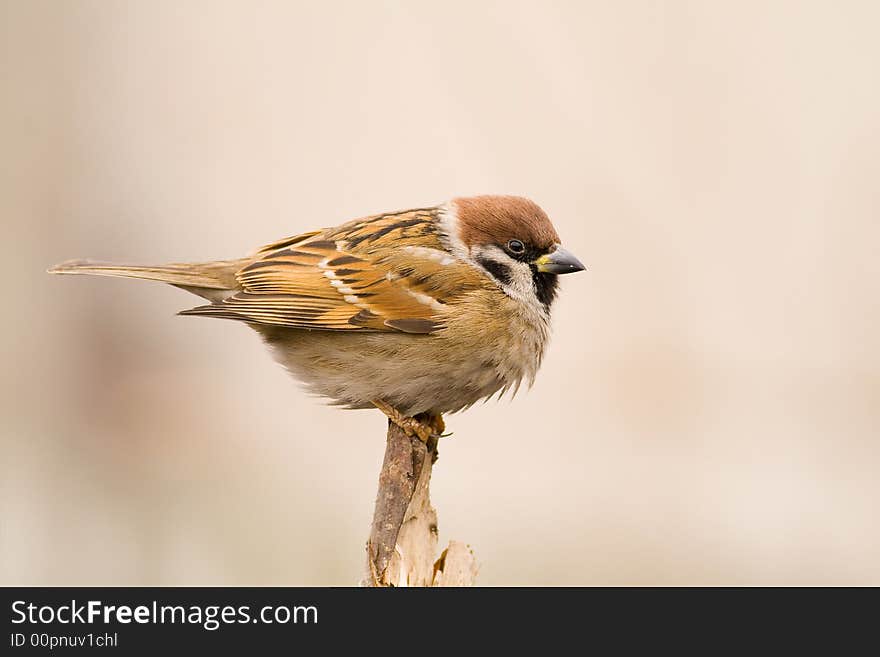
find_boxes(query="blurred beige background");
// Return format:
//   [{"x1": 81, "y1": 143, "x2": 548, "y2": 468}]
[{"x1": 2, "y1": 0, "x2": 878, "y2": 585}]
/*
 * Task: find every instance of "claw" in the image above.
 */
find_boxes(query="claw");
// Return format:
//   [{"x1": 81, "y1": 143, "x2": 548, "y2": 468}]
[
  {"x1": 372, "y1": 401, "x2": 446, "y2": 444},
  {"x1": 411, "y1": 421, "x2": 433, "y2": 443},
  {"x1": 425, "y1": 413, "x2": 445, "y2": 436}
]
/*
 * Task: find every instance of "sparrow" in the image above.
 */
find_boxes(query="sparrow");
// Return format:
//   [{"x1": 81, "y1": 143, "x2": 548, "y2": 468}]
[{"x1": 50, "y1": 195, "x2": 585, "y2": 441}]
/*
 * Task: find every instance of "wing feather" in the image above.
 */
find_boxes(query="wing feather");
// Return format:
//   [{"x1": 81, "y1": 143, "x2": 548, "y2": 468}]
[{"x1": 180, "y1": 208, "x2": 486, "y2": 333}]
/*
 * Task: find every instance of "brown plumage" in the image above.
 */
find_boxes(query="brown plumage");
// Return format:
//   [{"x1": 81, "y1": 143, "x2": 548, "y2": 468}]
[
  {"x1": 454, "y1": 195, "x2": 560, "y2": 252},
  {"x1": 50, "y1": 195, "x2": 585, "y2": 441}
]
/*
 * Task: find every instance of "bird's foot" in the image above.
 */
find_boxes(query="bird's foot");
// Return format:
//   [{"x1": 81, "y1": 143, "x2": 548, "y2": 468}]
[
  {"x1": 420, "y1": 411, "x2": 445, "y2": 437},
  {"x1": 372, "y1": 401, "x2": 444, "y2": 444}
]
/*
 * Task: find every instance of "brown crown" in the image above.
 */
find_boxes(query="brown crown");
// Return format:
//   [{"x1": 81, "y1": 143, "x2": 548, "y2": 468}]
[{"x1": 452, "y1": 195, "x2": 560, "y2": 252}]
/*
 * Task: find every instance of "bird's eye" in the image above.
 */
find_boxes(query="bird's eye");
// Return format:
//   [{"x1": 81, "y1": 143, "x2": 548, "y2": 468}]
[{"x1": 507, "y1": 239, "x2": 525, "y2": 255}]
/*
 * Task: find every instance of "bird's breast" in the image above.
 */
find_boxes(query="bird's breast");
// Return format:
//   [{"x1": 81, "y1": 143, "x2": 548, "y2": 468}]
[{"x1": 255, "y1": 289, "x2": 551, "y2": 415}]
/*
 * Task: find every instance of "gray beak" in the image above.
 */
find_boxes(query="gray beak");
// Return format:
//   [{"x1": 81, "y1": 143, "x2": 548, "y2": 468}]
[{"x1": 535, "y1": 246, "x2": 586, "y2": 275}]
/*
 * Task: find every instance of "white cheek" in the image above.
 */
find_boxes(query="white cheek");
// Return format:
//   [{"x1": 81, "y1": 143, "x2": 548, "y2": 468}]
[
  {"x1": 472, "y1": 245, "x2": 535, "y2": 302},
  {"x1": 506, "y1": 263, "x2": 539, "y2": 303}
]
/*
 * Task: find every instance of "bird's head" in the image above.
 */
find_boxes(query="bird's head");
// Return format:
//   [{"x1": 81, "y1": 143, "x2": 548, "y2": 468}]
[{"x1": 442, "y1": 195, "x2": 585, "y2": 311}]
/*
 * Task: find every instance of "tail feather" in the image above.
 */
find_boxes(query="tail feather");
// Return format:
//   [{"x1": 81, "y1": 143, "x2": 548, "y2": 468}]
[{"x1": 48, "y1": 258, "x2": 244, "y2": 301}]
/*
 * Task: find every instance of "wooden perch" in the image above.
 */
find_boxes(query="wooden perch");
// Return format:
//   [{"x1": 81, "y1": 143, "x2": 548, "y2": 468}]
[{"x1": 364, "y1": 420, "x2": 478, "y2": 586}]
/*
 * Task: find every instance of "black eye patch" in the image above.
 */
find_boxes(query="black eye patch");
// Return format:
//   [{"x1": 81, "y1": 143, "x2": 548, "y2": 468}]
[{"x1": 476, "y1": 256, "x2": 513, "y2": 286}]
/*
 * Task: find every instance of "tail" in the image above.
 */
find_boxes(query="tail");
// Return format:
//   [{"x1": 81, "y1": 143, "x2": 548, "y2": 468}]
[{"x1": 48, "y1": 258, "x2": 245, "y2": 301}]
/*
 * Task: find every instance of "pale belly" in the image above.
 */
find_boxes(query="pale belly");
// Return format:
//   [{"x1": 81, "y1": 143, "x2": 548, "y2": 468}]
[{"x1": 254, "y1": 323, "x2": 545, "y2": 416}]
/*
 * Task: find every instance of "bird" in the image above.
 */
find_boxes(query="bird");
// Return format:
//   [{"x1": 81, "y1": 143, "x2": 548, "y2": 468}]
[{"x1": 49, "y1": 195, "x2": 585, "y2": 441}]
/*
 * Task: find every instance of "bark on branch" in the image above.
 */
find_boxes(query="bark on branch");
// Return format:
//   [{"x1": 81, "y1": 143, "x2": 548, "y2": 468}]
[{"x1": 364, "y1": 420, "x2": 478, "y2": 586}]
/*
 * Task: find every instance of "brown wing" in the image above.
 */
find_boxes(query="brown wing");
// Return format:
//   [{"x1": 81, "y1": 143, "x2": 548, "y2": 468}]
[{"x1": 179, "y1": 208, "x2": 486, "y2": 333}]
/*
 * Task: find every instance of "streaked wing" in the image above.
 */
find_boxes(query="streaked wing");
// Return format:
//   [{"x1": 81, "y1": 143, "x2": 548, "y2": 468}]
[{"x1": 180, "y1": 208, "x2": 485, "y2": 333}]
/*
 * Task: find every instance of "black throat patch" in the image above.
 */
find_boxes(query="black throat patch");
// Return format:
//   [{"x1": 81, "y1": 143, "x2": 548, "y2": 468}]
[{"x1": 531, "y1": 268, "x2": 559, "y2": 310}]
